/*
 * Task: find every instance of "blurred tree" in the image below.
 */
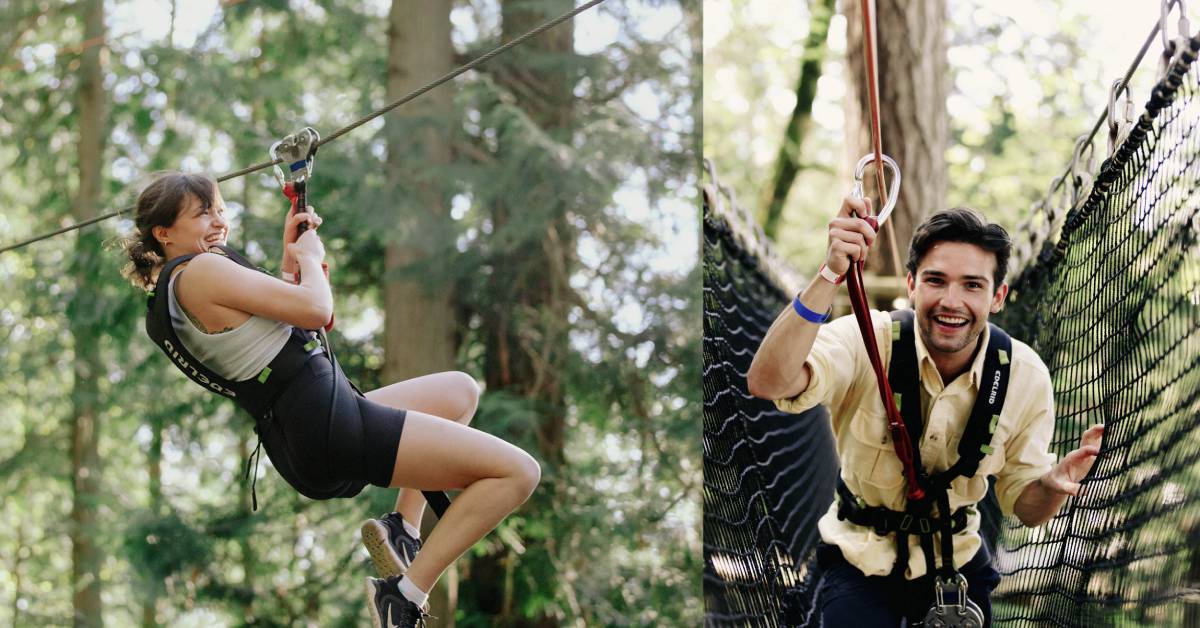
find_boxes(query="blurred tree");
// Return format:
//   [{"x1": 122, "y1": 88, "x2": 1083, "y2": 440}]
[
  {"x1": 68, "y1": 1, "x2": 108, "y2": 626},
  {"x1": 843, "y1": 0, "x2": 948, "y2": 279},
  {"x1": 760, "y1": 0, "x2": 836, "y2": 240},
  {"x1": 384, "y1": 0, "x2": 460, "y2": 621}
]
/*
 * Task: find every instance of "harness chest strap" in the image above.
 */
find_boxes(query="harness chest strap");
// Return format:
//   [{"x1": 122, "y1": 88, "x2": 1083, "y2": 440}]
[
  {"x1": 145, "y1": 244, "x2": 321, "y2": 420},
  {"x1": 836, "y1": 309, "x2": 1012, "y2": 580}
]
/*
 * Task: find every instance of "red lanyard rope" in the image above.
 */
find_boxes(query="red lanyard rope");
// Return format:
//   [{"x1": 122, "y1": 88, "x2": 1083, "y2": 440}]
[{"x1": 850, "y1": 0, "x2": 924, "y2": 500}]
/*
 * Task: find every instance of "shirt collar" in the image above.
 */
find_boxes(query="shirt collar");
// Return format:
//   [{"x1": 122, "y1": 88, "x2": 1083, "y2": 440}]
[{"x1": 912, "y1": 315, "x2": 991, "y2": 391}]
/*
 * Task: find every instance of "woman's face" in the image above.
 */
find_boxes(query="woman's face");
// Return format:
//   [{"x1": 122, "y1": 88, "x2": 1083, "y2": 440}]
[{"x1": 154, "y1": 186, "x2": 229, "y2": 259}]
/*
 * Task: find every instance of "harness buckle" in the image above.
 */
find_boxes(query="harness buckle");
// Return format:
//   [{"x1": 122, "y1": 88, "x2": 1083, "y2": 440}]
[{"x1": 925, "y1": 573, "x2": 985, "y2": 627}]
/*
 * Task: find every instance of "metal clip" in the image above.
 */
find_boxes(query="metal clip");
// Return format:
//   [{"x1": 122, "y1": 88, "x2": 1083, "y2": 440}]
[
  {"x1": 850, "y1": 153, "x2": 902, "y2": 226},
  {"x1": 1107, "y1": 78, "x2": 1134, "y2": 156},
  {"x1": 1068, "y1": 135, "x2": 1095, "y2": 210},
  {"x1": 1159, "y1": 0, "x2": 1191, "y2": 78},
  {"x1": 924, "y1": 573, "x2": 984, "y2": 628},
  {"x1": 269, "y1": 127, "x2": 321, "y2": 188}
]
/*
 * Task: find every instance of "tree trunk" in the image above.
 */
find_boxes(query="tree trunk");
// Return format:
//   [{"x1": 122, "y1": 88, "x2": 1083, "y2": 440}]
[
  {"x1": 491, "y1": 0, "x2": 574, "y2": 470},
  {"x1": 843, "y1": 0, "x2": 947, "y2": 280},
  {"x1": 761, "y1": 0, "x2": 836, "y2": 239},
  {"x1": 70, "y1": 1, "x2": 107, "y2": 626},
  {"x1": 11, "y1": 526, "x2": 25, "y2": 625},
  {"x1": 142, "y1": 416, "x2": 163, "y2": 628},
  {"x1": 383, "y1": 0, "x2": 457, "y2": 382},
  {"x1": 384, "y1": 1, "x2": 459, "y2": 623},
  {"x1": 474, "y1": 1, "x2": 576, "y2": 623},
  {"x1": 236, "y1": 430, "x2": 258, "y2": 622}
]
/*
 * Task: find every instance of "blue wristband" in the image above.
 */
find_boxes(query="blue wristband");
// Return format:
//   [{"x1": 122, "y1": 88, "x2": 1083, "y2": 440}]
[{"x1": 792, "y1": 294, "x2": 832, "y2": 323}]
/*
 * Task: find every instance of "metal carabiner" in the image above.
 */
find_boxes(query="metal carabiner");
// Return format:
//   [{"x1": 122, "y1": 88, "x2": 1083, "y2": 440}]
[
  {"x1": 850, "y1": 152, "x2": 902, "y2": 227},
  {"x1": 1159, "y1": 0, "x2": 1191, "y2": 78},
  {"x1": 1107, "y1": 78, "x2": 1133, "y2": 156},
  {"x1": 269, "y1": 127, "x2": 321, "y2": 189}
]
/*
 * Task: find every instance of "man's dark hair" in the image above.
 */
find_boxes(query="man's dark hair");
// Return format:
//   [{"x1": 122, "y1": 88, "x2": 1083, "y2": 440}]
[{"x1": 906, "y1": 207, "x2": 1011, "y2": 289}]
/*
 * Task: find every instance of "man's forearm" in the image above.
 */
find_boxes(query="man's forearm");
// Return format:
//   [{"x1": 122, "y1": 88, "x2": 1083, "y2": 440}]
[
  {"x1": 1012, "y1": 474, "x2": 1070, "y2": 527},
  {"x1": 746, "y1": 275, "x2": 838, "y2": 399}
]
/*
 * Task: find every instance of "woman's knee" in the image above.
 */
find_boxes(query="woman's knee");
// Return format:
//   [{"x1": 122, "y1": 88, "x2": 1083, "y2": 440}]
[
  {"x1": 508, "y1": 450, "x2": 541, "y2": 503},
  {"x1": 447, "y1": 371, "x2": 480, "y2": 424}
]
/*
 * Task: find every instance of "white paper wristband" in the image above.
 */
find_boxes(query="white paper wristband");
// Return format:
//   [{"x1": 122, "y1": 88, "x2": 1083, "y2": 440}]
[{"x1": 818, "y1": 264, "x2": 843, "y2": 285}]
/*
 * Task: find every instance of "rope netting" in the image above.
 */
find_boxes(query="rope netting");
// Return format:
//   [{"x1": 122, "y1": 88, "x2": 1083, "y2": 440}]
[
  {"x1": 702, "y1": 179, "x2": 839, "y2": 626},
  {"x1": 985, "y1": 32, "x2": 1200, "y2": 627},
  {"x1": 703, "y1": 28, "x2": 1200, "y2": 628}
]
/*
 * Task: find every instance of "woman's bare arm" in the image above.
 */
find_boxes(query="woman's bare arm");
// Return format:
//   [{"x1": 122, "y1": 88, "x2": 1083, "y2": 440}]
[{"x1": 177, "y1": 239, "x2": 332, "y2": 330}]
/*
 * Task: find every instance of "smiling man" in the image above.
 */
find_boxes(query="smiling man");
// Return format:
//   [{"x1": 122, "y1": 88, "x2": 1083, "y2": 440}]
[{"x1": 746, "y1": 200, "x2": 1103, "y2": 625}]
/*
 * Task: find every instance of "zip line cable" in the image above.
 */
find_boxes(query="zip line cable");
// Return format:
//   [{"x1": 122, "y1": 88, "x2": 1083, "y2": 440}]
[{"x1": 0, "y1": 0, "x2": 609, "y2": 256}]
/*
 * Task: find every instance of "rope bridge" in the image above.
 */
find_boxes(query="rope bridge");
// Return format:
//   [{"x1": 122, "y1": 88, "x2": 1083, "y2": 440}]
[
  {"x1": 702, "y1": 172, "x2": 839, "y2": 626},
  {"x1": 703, "y1": 24, "x2": 1200, "y2": 628}
]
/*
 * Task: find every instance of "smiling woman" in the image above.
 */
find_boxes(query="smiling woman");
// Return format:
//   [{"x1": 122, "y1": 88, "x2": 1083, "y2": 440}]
[{"x1": 122, "y1": 171, "x2": 541, "y2": 627}]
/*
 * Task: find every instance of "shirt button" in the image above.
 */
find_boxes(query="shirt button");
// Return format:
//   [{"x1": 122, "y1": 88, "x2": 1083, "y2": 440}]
[{"x1": 930, "y1": 434, "x2": 939, "y2": 441}]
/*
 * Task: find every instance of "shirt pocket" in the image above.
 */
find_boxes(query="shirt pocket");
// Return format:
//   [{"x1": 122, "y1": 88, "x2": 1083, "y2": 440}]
[{"x1": 845, "y1": 407, "x2": 907, "y2": 493}]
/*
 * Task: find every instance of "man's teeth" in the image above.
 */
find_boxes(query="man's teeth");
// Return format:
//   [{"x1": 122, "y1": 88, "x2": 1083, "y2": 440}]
[{"x1": 935, "y1": 315, "x2": 967, "y2": 326}]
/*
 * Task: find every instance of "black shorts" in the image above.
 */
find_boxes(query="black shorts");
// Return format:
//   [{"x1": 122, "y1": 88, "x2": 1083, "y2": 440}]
[{"x1": 255, "y1": 355, "x2": 406, "y2": 500}]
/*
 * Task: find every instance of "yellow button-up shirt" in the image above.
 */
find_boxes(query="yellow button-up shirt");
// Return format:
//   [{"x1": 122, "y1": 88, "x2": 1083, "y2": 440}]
[{"x1": 775, "y1": 309, "x2": 1056, "y2": 579}]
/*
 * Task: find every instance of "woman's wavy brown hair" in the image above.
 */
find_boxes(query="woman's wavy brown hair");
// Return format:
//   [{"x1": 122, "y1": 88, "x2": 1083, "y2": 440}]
[{"x1": 121, "y1": 172, "x2": 216, "y2": 289}]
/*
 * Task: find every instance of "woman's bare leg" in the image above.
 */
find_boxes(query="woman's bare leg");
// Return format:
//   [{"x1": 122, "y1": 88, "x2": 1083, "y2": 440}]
[
  {"x1": 365, "y1": 371, "x2": 480, "y2": 527},
  {"x1": 387, "y1": 410, "x2": 539, "y2": 591}
]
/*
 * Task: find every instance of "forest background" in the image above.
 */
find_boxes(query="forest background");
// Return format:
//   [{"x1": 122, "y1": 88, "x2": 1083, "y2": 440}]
[
  {"x1": 0, "y1": 0, "x2": 699, "y2": 626},
  {"x1": 705, "y1": 0, "x2": 1200, "y2": 278}
]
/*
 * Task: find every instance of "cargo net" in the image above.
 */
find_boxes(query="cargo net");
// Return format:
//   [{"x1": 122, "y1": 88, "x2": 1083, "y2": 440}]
[
  {"x1": 985, "y1": 34, "x2": 1200, "y2": 626},
  {"x1": 703, "y1": 32, "x2": 1200, "y2": 626},
  {"x1": 702, "y1": 179, "x2": 839, "y2": 626}
]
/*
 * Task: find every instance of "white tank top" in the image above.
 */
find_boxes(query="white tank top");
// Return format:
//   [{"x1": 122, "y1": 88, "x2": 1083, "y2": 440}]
[{"x1": 168, "y1": 270, "x2": 292, "y2": 382}]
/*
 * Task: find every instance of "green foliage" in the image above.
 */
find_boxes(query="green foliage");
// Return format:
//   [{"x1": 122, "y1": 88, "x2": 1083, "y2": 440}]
[
  {"x1": 703, "y1": 0, "x2": 1109, "y2": 274},
  {"x1": 122, "y1": 511, "x2": 213, "y2": 584},
  {"x1": 1, "y1": 0, "x2": 697, "y2": 625}
]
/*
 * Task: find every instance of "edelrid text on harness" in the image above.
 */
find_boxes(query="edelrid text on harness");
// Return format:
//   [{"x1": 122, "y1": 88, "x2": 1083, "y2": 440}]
[
  {"x1": 836, "y1": 309, "x2": 1011, "y2": 625},
  {"x1": 146, "y1": 245, "x2": 331, "y2": 508},
  {"x1": 146, "y1": 245, "x2": 321, "y2": 420}
]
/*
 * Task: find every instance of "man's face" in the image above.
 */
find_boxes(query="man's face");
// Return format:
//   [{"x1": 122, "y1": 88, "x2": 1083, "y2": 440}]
[{"x1": 906, "y1": 241, "x2": 1008, "y2": 358}]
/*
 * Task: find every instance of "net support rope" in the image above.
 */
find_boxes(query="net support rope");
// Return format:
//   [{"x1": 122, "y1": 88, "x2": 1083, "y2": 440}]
[
  {"x1": 704, "y1": 22, "x2": 1200, "y2": 628},
  {"x1": 0, "y1": 0, "x2": 608, "y2": 255}
]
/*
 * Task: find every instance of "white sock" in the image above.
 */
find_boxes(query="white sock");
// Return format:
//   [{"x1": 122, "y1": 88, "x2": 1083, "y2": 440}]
[
  {"x1": 401, "y1": 518, "x2": 421, "y2": 539},
  {"x1": 397, "y1": 576, "x2": 428, "y2": 608}
]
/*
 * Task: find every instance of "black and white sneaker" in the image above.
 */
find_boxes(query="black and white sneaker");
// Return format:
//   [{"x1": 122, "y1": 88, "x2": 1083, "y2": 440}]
[
  {"x1": 361, "y1": 512, "x2": 422, "y2": 578},
  {"x1": 366, "y1": 576, "x2": 429, "y2": 628}
]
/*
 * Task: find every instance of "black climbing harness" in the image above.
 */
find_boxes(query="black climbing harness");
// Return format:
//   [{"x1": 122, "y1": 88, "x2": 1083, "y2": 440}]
[
  {"x1": 143, "y1": 129, "x2": 452, "y2": 518},
  {"x1": 145, "y1": 244, "x2": 325, "y2": 509},
  {"x1": 835, "y1": 309, "x2": 1012, "y2": 626}
]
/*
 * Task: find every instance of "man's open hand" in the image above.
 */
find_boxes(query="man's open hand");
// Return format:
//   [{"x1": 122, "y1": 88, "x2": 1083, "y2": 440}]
[{"x1": 1040, "y1": 424, "x2": 1104, "y2": 496}]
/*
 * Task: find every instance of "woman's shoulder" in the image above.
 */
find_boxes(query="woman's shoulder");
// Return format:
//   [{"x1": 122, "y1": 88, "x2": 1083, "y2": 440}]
[
  {"x1": 177, "y1": 250, "x2": 240, "y2": 277},
  {"x1": 171, "y1": 251, "x2": 248, "y2": 292}
]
